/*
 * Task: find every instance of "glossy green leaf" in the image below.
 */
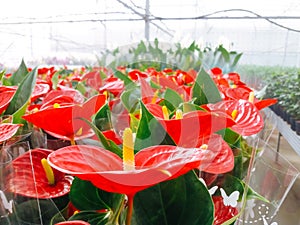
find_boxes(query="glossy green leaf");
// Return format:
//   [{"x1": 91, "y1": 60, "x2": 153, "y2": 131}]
[
  {"x1": 163, "y1": 88, "x2": 183, "y2": 111},
  {"x1": 4, "y1": 67, "x2": 37, "y2": 115},
  {"x1": 217, "y1": 128, "x2": 241, "y2": 148},
  {"x1": 8, "y1": 59, "x2": 28, "y2": 85},
  {"x1": 93, "y1": 103, "x2": 112, "y2": 131},
  {"x1": 218, "y1": 45, "x2": 230, "y2": 63},
  {"x1": 181, "y1": 102, "x2": 204, "y2": 113},
  {"x1": 0, "y1": 69, "x2": 5, "y2": 82},
  {"x1": 192, "y1": 67, "x2": 221, "y2": 105},
  {"x1": 132, "y1": 171, "x2": 214, "y2": 225},
  {"x1": 120, "y1": 87, "x2": 141, "y2": 113},
  {"x1": 76, "y1": 82, "x2": 87, "y2": 96},
  {"x1": 12, "y1": 100, "x2": 29, "y2": 124},
  {"x1": 51, "y1": 71, "x2": 60, "y2": 89},
  {"x1": 231, "y1": 52, "x2": 243, "y2": 69},
  {"x1": 221, "y1": 174, "x2": 268, "y2": 203},
  {"x1": 70, "y1": 177, "x2": 123, "y2": 211},
  {"x1": 134, "y1": 101, "x2": 175, "y2": 152},
  {"x1": 114, "y1": 70, "x2": 135, "y2": 87},
  {"x1": 80, "y1": 118, "x2": 122, "y2": 157}
]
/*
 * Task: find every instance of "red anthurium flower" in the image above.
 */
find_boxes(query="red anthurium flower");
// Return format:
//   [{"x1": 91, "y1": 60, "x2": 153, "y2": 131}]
[
  {"x1": 5, "y1": 148, "x2": 73, "y2": 199},
  {"x1": 0, "y1": 123, "x2": 22, "y2": 143},
  {"x1": 225, "y1": 86, "x2": 254, "y2": 101},
  {"x1": 0, "y1": 90, "x2": 15, "y2": 114},
  {"x1": 0, "y1": 86, "x2": 18, "y2": 92},
  {"x1": 50, "y1": 85, "x2": 85, "y2": 101},
  {"x1": 38, "y1": 66, "x2": 56, "y2": 76},
  {"x1": 48, "y1": 144, "x2": 211, "y2": 196},
  {"x1": 81, "y1": 70, "x2": 102, "y2": 90},
  {"x1": 41, "y1": 88, "x2": 85, "y2": 109},
  {"x1": 210, "y1": 67, "x2": 223, "y2": 76},
  {"x1": 226, "y1": 72, "x2": 241, "y2": 84},
  {"x1": 128, "y1": 69, "x2": 148, "y2": 81},
  {"x1": 147, "y1": 105, "x2": 236, "y2": 147},
  {"x1": 99, "y1": 79, "x2": 124, "y2": 97},
  {"x1": 198, "y1": 134, "x2": 234, "y2": 174},
  {"x1": 152, "y1": 75, "x2": 178, "y2": 90},
  {"x1": 101, "y1": 129, "x2": 122, "y2": 145},
  {"x1": 214, "y1": 78, "x2": 230, "y2": 90},
  {"x1": 213, "y1": 196, "x2": 239, "y2": 225},
  {"x1": 55, "y1": 221, "x2": 90, "y2": 225},
  {"x1": 31, "y1": 83, "x2": 51, "y2": 102},
  {"x1": 23, "y1": 94, "x2": 106, "y2": 141},
  {"x1": 205, "y1": 99, "x2": 264, "y2": 136},
  {"x1": 254, "y1": 98, "x2": 278, "y2": 111},
  {"x1": 225, "y1": 87, "x2": 278, "y2": 110},
  {"x1": 175, "y1": 69, "x2": 195, "y2": 84}
]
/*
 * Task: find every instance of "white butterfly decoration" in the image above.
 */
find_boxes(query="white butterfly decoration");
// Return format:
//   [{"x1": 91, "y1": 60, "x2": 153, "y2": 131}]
[
  {"x1": 199, "y1": 178, "x2": 218, "y2": 195},
  {"x1": 220, "y1": 188, "x2": 239, "y2": 207},
  {"x1": 244, "y1": 199, "x2": 256, "y2": 218},
  {"x1": 0, "y1": 190, "x2": 13, "y2": 214},
  {"x1": 262, "y1": 216, "x2": 278, "y2": 225}
]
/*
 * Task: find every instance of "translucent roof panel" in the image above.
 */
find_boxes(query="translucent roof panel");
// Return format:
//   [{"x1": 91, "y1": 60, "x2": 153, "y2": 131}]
[{"x1": 1, "y1": 0, "x2": 300, "y2": 68}]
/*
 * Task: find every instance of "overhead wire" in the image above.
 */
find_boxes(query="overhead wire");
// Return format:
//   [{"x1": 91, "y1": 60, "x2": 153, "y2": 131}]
[{"x1": 0, "y1": 8, "x2": 300, "y2": 33}]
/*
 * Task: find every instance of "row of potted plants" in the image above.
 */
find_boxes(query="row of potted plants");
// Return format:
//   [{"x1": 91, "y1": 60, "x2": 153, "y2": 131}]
[
  {"x1": 96, "y1": 39, "x2": 242, "y2": 74},
  {"x1": 236, "y1": 64, "x2": 300, "y2": 135},
  {"x1": 264, "y1": 70, "x2": 300, "y2": 135}
]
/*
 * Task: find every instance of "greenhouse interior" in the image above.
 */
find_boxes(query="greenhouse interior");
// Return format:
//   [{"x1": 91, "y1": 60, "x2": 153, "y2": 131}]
[{"x1": 1, "y1": 0, "x2": 300, "y2": 224}]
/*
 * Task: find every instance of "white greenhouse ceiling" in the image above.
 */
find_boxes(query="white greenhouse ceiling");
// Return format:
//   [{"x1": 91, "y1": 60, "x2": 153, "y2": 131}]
[{"x1": 1, "y1": 0, "x2": 300, "y2": 68}]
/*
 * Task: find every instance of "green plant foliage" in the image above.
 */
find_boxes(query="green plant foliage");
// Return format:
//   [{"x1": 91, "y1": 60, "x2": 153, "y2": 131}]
[
  {"x1": 70, "y1": 177, "x2": 123, "y2": 211},
  {"x1": 97, "y1": 39, "x2": 242, "y2": 73},
  {"x1": 132, "y1": 171, "x2": 214, "y2": 225},
  {"x1": 192, "y1": 67, "x2": 222, "y2": 105},
  {"x1": 134, "y1": 101, "x2": 175, "y2": 152},
  {"x1": 4, "y1": 67, "x2": 37, "y2": 121}
]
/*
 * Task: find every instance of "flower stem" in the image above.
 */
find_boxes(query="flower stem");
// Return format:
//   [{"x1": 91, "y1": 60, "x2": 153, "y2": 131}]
[{"x1": 126, "y1": 194, "x2": 134, "y2": 225}]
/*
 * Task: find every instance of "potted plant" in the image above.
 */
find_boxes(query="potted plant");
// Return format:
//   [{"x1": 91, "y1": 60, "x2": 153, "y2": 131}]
[{"x1": 0, "y1": 43, "x2": 287, "y2": 225}]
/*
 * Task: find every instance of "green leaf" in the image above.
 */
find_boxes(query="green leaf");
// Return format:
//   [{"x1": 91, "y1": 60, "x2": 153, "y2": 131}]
[
  {"x1": 120, "y1": 87, "x2": 141, "y2": 113},
  {"x1": 8, "y1": 59, "x2": 28, "y2": 85},
  {"x1": 0, "y1": 69, "x2": 5, "y2": 81},
  {"x1": 192, "y1": 67, "x2": 221, "y2": 105},
  {"x1": 150, "y1": 79, "x2": 161, "y2": 89},
  {"x1": 163, "y1": 88, "x2": 183, "y2": 111},
  {"x1": 221, "y1": 174, "x2": 269, "y2": 203},
  {"x1": 51, "y1": 71, "x2": 60, "y2": 89},
  {"x1": 114, "y1": 70, "x2": 135, "y2": 88},
  {"x1": 80, "y1": 118, "x2": 122, "y2": 158},
  {"x1": 181, "y1": 102, "x2": 203, "y2": 113},
  {"x1": 134, "y1": 101, "x2": 175, "y2": 152},
  {"x1": 70, "y1": 177, "x2": 123, "y2": 211},
  {"x1": 93, "y1": 103, "x2": 112, "y2": 131},
  {"x1": 231, "y1": 52, "x2": 243, "y2": 69},
  {"x1": 133, "y1": 171, "x2": 214, "y2": 225},
  {"x1": 218, "y1": 45, "x2": 230, "y2": 63},
  {"x1": 218, "y1": 128, "x2": 241, "y2": 148},
  {"x1": 12, "y1": 100, "x2": 30, "y2": 124},
  {"x1": 4, "y1": 67, "x2": 37, "y2": 115},
  {"x1": 76, "y1": 81, "x2": 87, "y2": 96}
]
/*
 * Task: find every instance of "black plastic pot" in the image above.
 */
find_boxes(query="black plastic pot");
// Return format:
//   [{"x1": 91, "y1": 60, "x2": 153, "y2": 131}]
[
  {"x1": 295, "y1": 120, "x2": 300, "y2": 136},
  {"x1": 290, "y1": 116, "x2": 296, "y2": 131}
]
